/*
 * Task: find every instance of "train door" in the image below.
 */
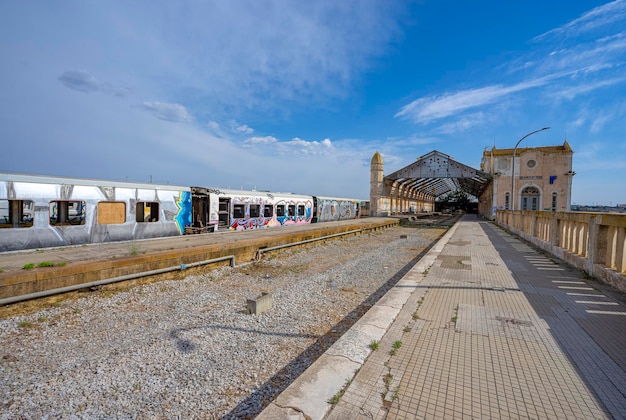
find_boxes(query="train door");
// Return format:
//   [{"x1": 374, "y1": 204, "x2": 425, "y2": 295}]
[
  {"x1": 190, "y1": 187, "x2": 211, "y2": 233},
  {"x1": 311, "y1": 197, "x2": 319, "y2": 223},
  {"x1": 218, "y1": 197, "x2": 230, "y2": 228}
]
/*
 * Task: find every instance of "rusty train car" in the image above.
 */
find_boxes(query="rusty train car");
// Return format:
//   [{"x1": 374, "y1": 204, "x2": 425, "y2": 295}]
[{"x1": 0, "y1": 172, "x2": 366, "y2": 252}]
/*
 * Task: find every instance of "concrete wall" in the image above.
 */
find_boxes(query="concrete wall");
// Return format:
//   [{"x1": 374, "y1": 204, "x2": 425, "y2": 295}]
[{"x1": 496, "y1": 210, "x2": 626, "y2": 294}]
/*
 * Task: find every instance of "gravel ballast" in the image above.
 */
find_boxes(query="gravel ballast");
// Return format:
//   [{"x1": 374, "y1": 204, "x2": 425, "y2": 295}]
[{"x1": 0, "y1": 226, "x2": 445, "y2": 419}]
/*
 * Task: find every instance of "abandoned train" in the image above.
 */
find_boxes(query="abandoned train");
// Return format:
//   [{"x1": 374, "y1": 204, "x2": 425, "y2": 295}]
[{"x1": 0, "y1": 172, "x2": 367, "y2": 252}]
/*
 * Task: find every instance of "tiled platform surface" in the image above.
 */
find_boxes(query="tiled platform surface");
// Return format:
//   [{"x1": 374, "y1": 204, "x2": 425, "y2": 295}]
[{"x1": 261, "y1": 214, "x2": 626, "y2": 419}]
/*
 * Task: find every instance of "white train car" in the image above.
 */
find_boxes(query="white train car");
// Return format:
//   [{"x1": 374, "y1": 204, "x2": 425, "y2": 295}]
[
  {"x1": 190, "y1": 187, "x2": 313, "y2": 231},
  {"x1": 312, "y1": 196, "x2": 360, "y2": 222},
  {"x1": 0, "y1": 173, "x2": 192, "y2": 252}
]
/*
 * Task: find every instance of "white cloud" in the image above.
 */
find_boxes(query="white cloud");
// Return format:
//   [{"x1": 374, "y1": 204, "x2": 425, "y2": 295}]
[
  {"x1": 278, "y1": 137, "x2": 334, "y2": 156},
  {"x1": 534, "y1": 0, "x2": 626, "y2": 41},
  {"x1": 553, "y1": 77, "x2": 626, "y2": 101},
  {"x1": 434, "y1": 113, "x2": 487, "y2": 134},
  {"x1": 395, "y1": 78, "x2": 549, "y2": 124},
  {"x1": 235, "y1": 124, "x2": 254, "y2": 134},
  {"x1": 140, "y1": 102, "x2": 193, "y2": 122},
  {"x1": 243, "y1": 136, "x2": 279, "y2": 147}
]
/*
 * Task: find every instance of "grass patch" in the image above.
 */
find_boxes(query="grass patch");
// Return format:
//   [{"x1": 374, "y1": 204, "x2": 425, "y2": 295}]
[
  {"x1": 328, "y1": 379, "x2": 352, "y2": 405},
  {"x1": 129, "y1": 244, "x2": 139, "y2": 256},
  {"x1": 57, "y1": 261, "x2": 67, "y2": 267},
  {"x1": 403, "y1": 326, "x2": 411, "y2": 333},
  {"x1": 18, "y1": 320, "x2": 33, "y2": 328},
  {"x1": 392, "y1": 340, "x2": 402, "y2": 349},
  {"x1": 23, "y1": 263, "x2": 35, "y2": 270},
  {"x1": 369, "y1": 340, "x2": 379, "y2": 351},
  {"x1": 451, "y1": 305, "x2": 459, "y2": 324},
  {"x1": 37, "y1": 261, "x2": 55, "y2": 268}
]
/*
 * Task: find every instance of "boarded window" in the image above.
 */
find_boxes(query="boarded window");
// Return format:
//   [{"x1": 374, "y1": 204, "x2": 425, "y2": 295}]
[
  {"x1": 276, "y1": 204, "x2": 285, "y2": 217},
  {"x1": 98, "y1": 202, "x2": 126, "y2": 225},
  {"x1": 50, "y1": 200, "x2": 86, "y2": 226},
  {"x1": 0, "y1": 199, "x2": 34, "y2": 228},
  {"x1": 263, "y1": 205, "x2": 273, "y2": 217},
  {"x1": 136, "y1": 202, "x2": 159, "y2": 222},
  {"x1": 250, "y1": 204, "x2": 260, "y2": 217},
  {"x1": 233, "y1": 204, "x2": 245, "y2": 219},
  {"x1": 297, "y1": 205, "x2": 305, "y2": 216}
]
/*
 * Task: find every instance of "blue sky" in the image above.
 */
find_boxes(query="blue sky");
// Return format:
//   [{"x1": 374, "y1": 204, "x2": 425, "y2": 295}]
[{"x1": 1, "y1": 1, "x2": 625, "y2": 205}]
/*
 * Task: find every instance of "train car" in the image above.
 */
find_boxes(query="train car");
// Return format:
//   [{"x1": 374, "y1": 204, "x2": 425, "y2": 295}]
[
  {"x1": 189, "y1": 187, "x2": 313, "y2": 232},
  {"x1": 0, "y1": 173, "x2": 191, "y2": 252},
  {"x1": 312, "y1": 196, "x2": 360, "y2": 222},
  {"x1": 1, "y1": 172, "x2": 364, "y2": 252}
]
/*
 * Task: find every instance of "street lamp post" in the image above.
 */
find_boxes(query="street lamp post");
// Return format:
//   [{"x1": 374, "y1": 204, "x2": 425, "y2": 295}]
[{"x1": 511, "y1": 127, "x2": 550, "y2": 210}]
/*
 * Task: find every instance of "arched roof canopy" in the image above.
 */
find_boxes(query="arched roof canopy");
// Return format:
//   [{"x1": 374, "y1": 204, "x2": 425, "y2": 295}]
[{"x1": 384, "y1": 150, "x2": 492, "y2": 200}]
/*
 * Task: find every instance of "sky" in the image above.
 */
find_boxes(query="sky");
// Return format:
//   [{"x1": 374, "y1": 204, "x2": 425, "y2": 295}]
[{"x1": 1, "y1": 1, "x2": 625, "y2": 205}]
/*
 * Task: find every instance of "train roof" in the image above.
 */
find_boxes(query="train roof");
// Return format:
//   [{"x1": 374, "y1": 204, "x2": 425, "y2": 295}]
[
  {"x1": 191, "y1": 186, "x2": 313, "y2": 200},
  {"x1": 0, "y1": 172, "x2": 190, "y2": 191},
  {"x1": 313, "y1": 195, "x2": 367, "y2": 203}
]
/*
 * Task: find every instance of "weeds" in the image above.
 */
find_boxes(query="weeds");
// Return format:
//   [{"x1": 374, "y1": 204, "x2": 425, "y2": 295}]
[
  {"x1": 451, "y1": 305, "x2": 459, "y2": 324},
  {"x1": 369, "y1": 340, "x2": 380, "y2": 351},
  {"x1": 23, "y1": 263, "x2": 35, "y2": 270},
  {"x1": 129, "y1": 244, "x2": 139, "y2": 256},
  {"x1": 328, "y1": 378, "x2": 352, "y2": 405},
  {"x1": 18, "y1": 321, "x2": 33, "y2": 328},
  {"x1": 37, "y1": 261, "x2": 55, "y2": 268}
]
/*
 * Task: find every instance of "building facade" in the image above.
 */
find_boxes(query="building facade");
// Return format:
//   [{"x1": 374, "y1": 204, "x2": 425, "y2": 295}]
[{"x1": 478, "y1": 141, "x2": 574, "y2": 218}]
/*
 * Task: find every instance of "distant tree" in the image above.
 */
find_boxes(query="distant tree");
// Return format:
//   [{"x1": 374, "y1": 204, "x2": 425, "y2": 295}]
[{"x1": 436, "y1": 190, "x2": 473, "y2": 212}]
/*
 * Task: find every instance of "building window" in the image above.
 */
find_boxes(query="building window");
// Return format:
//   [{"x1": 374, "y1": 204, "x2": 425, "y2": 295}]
[
  {"x1": 263, "y1": 205, "x2": 273, "y2": 217},
  {"x1": 288, "y1": 205, "x2": 296, "y2": 217},
  {"x1": 136, "y1": 202, "x2": 159, "y2": 222},
  {"x1": 504, "y1": 193, "x2": 510, "y2": 210},
  {"x1": 0, "y1": 199, "x2": 34, "y2": 228},
  {"x1": 276, "y1": 204, "x2": 285, "y2": 217},
  {"x1": 233, "y1": 204, "x2": 245, "y2": 219},
  {"x1": 297, "y1": 205, "x2": 305, "y2": 216},
  {"x1": 526, "y1": 159, "x2": 537, "y2": 169},
  {"x1": 98, "y1": 202, "x2": 126, "y2": 224},
  {"x1": 249, "y1": 204, "x2": 260, "y2": 218},
  {"x1": 551, "y1": 192, "x2": 557, "y2": 211},
  {"x1": 50, "y1": 200, "x2": 86, "y2": 225}
]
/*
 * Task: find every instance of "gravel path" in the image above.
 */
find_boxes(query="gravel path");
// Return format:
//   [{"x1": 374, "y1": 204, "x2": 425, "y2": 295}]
[{"x1": 0, "y1": 226, "x2": 445, "y2": 419}]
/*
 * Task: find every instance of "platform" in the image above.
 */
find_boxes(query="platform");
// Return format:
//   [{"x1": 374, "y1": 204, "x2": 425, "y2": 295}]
[
  {"x1": 258, "y1": 214, "x2": 626, "y2": 419},
  {"x1": 0, "y1": 218, "x2": 398, "y2": 305}
]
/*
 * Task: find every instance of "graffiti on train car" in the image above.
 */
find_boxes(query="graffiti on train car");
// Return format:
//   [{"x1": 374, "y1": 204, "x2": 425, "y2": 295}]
[
  {"x1": 174, "y1": 190, "x2": 192, "y2": 234},
  {"x1": 274, "y1": 199, "x2": 312, "y2": 226}
]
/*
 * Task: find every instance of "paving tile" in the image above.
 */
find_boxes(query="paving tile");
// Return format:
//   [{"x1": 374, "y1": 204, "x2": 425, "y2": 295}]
[{"x1": 324, "y1": 215, "x2": 624, "y2": 420}]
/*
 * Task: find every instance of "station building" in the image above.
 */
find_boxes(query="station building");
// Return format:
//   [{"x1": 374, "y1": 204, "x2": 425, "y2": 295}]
[
  {"x1": 478, "y1": 141, "x2": 574, "y2": 217},
  {"x1": 369, "y1": 141, "x2": 575, "y2": 219}
]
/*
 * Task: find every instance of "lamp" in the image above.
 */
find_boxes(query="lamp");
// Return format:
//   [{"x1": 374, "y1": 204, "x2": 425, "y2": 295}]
[{"x1": 511, "y1": 127, "x2": 550, "y2": 210}]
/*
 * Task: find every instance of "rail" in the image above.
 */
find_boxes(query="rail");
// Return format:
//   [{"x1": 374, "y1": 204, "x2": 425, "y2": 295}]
[
  {"x1": 496, "y1": 210, "x2": 626, "y2": 293},
  {"x1": 256, "y1": 229, "x2": 362, "y2": 260}
]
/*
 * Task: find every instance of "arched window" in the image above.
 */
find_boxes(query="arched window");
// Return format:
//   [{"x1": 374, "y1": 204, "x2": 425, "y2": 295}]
[
  {"x1": 504, "y1": 193, "x2": 510, "y2": 210},
  {"x1": 521, "y1": 186, "x2": 540, "y2": 210}
]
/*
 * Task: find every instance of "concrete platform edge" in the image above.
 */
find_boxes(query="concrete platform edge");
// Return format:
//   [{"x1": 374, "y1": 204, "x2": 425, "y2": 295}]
[{"x1": 256, "y1": 221, "x2": 461, "y2": 420}]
